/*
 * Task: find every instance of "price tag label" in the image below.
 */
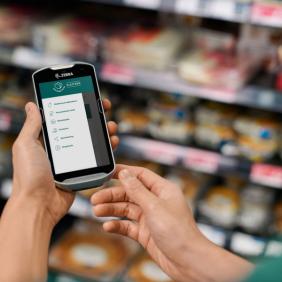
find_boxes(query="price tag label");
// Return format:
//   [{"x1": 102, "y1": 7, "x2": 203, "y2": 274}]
[
  {"x1": 1, "y1": 179, "x2": 12, "y2": 199},
  {"x1": 250, "y1": 164, "x2": 282, "y2": 188},
  {"x1": 231, "y1": 232, "x2": 265, "y2": 256},
  {"x1": 101, "y1": 63, "x2": 135, "y2": 85},
  {"x1": 252, "y1": 3, "x2": 282, "y2": 27},
  {"x1": 205, "y1": 0, "x2": 236, "y2": 20},
  {"x1": 12, "y1": 47, "x2": 71, "y2": 69},
  {"x1": 175, "y1": 0, "x2": 199, "y2": 14},
  {"x1": 183, "y1": 148, "x2": 220, "y2": 174},
  {"x1": 0, "y1": 110, "x2": 12, "y2": 132},
  {"x1": 124, "y1": 0, "x2": 161, "y2": 9},
  {"x1": 143, "y1": 141, "x2": 183, "y2": 165}
]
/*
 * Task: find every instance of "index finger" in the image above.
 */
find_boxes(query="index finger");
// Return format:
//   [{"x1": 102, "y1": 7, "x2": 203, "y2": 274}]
[{"x1": 91, "y1": 186, "x2": 128, "y2": 205}]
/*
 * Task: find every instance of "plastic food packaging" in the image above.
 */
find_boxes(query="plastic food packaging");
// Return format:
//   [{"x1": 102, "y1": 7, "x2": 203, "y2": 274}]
[
  {"x1": 178, "y1": 29, "x2": 257, "y2": 90},
  {"x1": 234, "y1": 113, "x2": 280, "y2": 161},
  {"x1": 49, "y1": 220, "x2": 140, "y2": 281},
  {"x1": 33, "y1": 17, "x2": 105, "y2": 59},
  {"x1": 0, "y1": 6, "x2": 35, "y2": 45},
  {"x1": 199, "y1": 184, "x2": 240, "y2": 228},
  {"x1": 237, "y1": 185, "x2": 274, "y2": 233},
  {"x1": 147, "y1": 99, "x2": 194, "y2": 144},
  {"x1": 103, "y1": 25, "x2": 183, "y2": 70},
  {"x1": 116, "y1": 107, "x2": 150, "y2": 135},
  {"x1": 125, "y1": 252, "x2": 174, "y2": 282},
  {"x1": 195, "y1": 103, "x2": 237, "y2": 150}
]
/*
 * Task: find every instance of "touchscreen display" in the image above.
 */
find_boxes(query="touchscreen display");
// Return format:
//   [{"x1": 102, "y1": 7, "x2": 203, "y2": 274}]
[{"x1": 39, "y1": 76, "x2": 110, "y2": 174}]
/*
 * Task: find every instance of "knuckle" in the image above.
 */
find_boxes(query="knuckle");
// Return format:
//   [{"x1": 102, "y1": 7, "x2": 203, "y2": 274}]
[{"x1": 124, "y1": 202, "x2": 131, "y2": 217}]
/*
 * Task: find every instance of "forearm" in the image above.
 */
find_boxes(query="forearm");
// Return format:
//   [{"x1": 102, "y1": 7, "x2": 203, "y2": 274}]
[
  {"x1": 181, "y1": 236, "x2": 254, "y2": 282},
  {"x1": 0, "y1": 195, "x2": 53, "y2": 282}
]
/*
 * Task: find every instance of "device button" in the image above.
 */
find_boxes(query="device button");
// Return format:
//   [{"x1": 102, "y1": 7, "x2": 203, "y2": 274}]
[
  {"x1": 39, "y1": 108, "x2": 45, "y2": 123},
  {"x1": 97, "y1": 99, "x2": 103, "y2": 114}
]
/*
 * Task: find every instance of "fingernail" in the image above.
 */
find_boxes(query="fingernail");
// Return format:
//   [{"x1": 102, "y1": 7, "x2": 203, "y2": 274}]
[{"x1": 120, "y1": 169, "x2": 133, "y2": 180}]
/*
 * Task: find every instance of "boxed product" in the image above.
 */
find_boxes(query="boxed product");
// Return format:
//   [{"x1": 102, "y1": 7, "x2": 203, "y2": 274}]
[
  {"x1": 103, "y1": 25, "x2": 183, "y2": 70},
  {"x1": 178, "y1": 28, "x2": 263, "y2": 90},
  {"x1": 234, "y1": 112, "x2": 280, "y2": 161},
  {"x1": 194, "y1": 102, "x2": 237, "y2": 150},
  {"x1": 116, "y1": 106, "x2": 150, "y2": 135},
  {"x1": 237, "y1": 185, "x2": 274, "y2": 233},
  {"x1": 0, "y1": 5, "x2": 36, "y2": 45},
  {"x1": 198, "y1": 179, "x2": 241, "y2": 228},
  {"x1": 125, "y1": 252, "x2": 174, "y2": 282},
  {"x1": 33, "y1": 17, "x2": 105, "y2": 59},
  {"x1": 147, "y1": 97, "x2": 194, "y2": 144},
  {"x1": 49, "y1": 220, "x2": 140, "y2": 281}
]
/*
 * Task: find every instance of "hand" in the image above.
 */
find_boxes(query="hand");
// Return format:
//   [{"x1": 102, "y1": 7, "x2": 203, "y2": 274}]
[
  {"x1": 91, "y1": 165, "x2": 204, "y2": 281},
  {"x1": 91, "y1": 165, "x2": 253, "y2": 282},
  {"x1": 11, "y1": 99, "x2": 119, "y2": 228}
]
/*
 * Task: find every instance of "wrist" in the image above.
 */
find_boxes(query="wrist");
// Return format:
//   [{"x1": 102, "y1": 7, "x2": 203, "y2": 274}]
[
  {"x1": 180, "y1": 232, "x2": 253, "y2": 282},
  {"x1": 7, "y1": 192, "x2": 55, "y2": 232},
  {"x1": 177, "y1": 232, "x2": 216, "y2": 282}
]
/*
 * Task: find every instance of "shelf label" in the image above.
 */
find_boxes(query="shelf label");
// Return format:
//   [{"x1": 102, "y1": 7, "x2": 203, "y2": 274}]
[
  {"x1": 143, "y1": 142, "x2": 182, "y2": 165},
  {"x1": 252, "y1": 3, "x2": 282, "y2": 27},
  {"x1": 250, "y1": 164, "x2": 282, "y2": 188},
  {"x1": 205, "y1": 0, "x2": 236, "y2": 20},
  {"x1": 101, "y1": 63, "x2": 135, "y2": 85},
  {"x1": 12, "y1": 47, "x2": 71, "y2": 69},
  {"x1": 0, "y1": 110, "x2": 12, "y2": 132},
  {"x1": 1, "y1": 179, "x2": 12, "y2": 199},
  {"x1": 183, "y1": 148, "x2": 220, "y2": 174},
  {"x1": 175, "y1": 0, "x2": 199, "y2": 14},
  {"x1": 124, "y1": 0, "x2": 161, "y2": 9}
]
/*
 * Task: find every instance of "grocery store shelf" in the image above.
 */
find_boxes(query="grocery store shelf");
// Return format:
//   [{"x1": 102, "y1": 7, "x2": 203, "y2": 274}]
[
  {"x1": 6, "y1": 47, "x2": 282, "y2": 113},
  {"x1": 118, "y1": 136, "x2": 282, "y2": 189},
  {"x1": 100, "y1": 63, "x2": 282, "y2": 113},
  {"x1": 85, "y1": 0, "x2": 282, "y2": 28}
]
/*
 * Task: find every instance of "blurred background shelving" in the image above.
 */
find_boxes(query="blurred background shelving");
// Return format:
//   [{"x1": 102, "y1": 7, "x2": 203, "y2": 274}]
[{"x1": 1, "y1": 0, "x2": 282, "y2": 281}]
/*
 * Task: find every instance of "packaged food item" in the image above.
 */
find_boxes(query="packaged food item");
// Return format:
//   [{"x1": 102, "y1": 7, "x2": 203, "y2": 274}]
[
  {"x1": 126, "y1": 252, "x2": 174, "y2": 282},
  {"x1": 49, "y1": 220, "x2": 140, "y2": 281},
  {"x1": 199, "y1": 183, "x2": 240, "y2": 228},
  {"x1": 103, "y1": 26, "x2": 183, "y2": 70},
  {"x1": 116, "y1": 107, "x2": 150, "y2": 135},
  {"x1": 178, "y1": 28, "x2": 260, "y2": 90},
  {"x1": 178, "y1": 49, "x2": 248, "y2": 90},
  {"x1": 237, "y1": 185, "x2": 274, "y2": 233},
  {"x1": 147, "y1": 98, "x2": 194, "y2": 144},
  {"x1": 0, "y1": 6, "x2": 35, "y2": 45},
  {"x1": 234, "y1": 113, "x2": 280, "y2": 161},
  {"x1": 194, "y1": 103, "x2": 237, "y2": 150},
  {"x1": 237, "y1": 135, "x2": 278, "y2": 162},
  {"x1": 33, "y1": 17, "x2": 105, "y2": 59}
]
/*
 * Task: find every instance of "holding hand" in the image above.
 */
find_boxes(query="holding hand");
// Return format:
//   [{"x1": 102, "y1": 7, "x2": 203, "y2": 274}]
[
  {"x1": 92, "y1": 165, "x2": 253, "y2": 282},
  {"x1": 11, "y1": 99, "x2": 118, "y2": 227}
]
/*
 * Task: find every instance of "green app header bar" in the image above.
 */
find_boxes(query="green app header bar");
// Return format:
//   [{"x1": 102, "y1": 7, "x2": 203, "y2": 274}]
[{"x1": 39, "y1": 76, "x2": 94, "y2": 99}]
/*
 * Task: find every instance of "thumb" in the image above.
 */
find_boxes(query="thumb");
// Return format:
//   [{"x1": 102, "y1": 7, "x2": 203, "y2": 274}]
[
  {"x1": 18, "y1": 102, "x2": 42, "y2": 141},
  {"x1": 119, "y1": 169, "x2": 156, "y2": 210}
]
